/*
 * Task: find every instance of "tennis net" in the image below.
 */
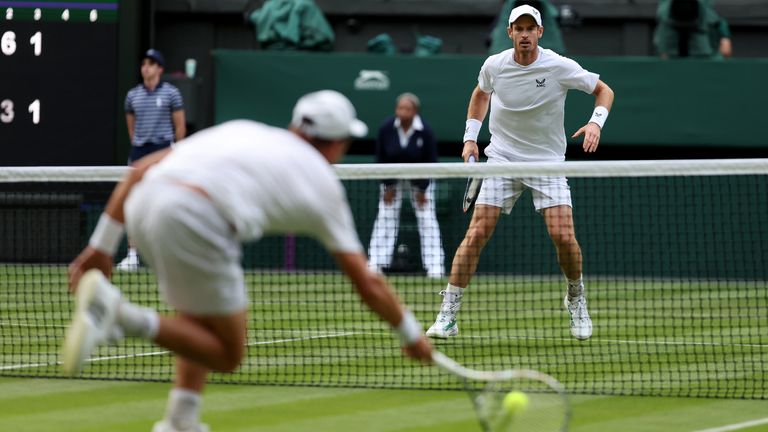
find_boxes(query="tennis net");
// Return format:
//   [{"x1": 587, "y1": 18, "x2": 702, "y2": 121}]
[{"x1": 1, "y1": 160, "x2": 766, "y2": 398}]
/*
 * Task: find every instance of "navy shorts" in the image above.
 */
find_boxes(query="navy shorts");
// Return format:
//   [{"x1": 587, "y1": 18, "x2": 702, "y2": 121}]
[{"x1": 129, "y1": 141, "x2": 171, "y2": 163}]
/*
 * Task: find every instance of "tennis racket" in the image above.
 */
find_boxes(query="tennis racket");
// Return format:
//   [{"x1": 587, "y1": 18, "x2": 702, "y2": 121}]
[
  {"x1": 463, "y1": 155, "x2": 483, "y2": 213},
  {"x1": 432, "y1": 351, "x2": 570, "y2": 432}
]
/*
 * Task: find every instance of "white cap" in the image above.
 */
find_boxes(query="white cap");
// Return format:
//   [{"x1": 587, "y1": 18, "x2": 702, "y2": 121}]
[
  {"x1": 509, "y1": 5, "x2": 542, "y2": 26},
  {"x1": 291, "y1": 90, "x2": 368, "y2": 140}
]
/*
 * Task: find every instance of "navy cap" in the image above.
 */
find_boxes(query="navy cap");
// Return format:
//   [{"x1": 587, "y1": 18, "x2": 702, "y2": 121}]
[{"x1": 143, "y1": 49, "x2": 165, "y2": 67}]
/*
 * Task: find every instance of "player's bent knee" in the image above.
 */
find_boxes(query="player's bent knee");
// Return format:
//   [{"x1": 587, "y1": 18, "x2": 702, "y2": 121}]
[
  {"x1": 214, "y1": 347, "x2": 245, "y2": 373},
  {"x1": 204, "y1": 317, "x2": 247, "y2": 373},
  {"x1": 217, "y1": 358, "x2": 243, "y2": 373}
]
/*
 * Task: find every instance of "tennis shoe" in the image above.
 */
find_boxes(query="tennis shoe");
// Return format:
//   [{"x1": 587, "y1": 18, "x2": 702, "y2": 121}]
[
  {"x1": 425, "y1": 290, "x2": 462, "y2": 338},
  {"x1": 61, "y1": 269, "x2": 122, "y2": 376},
  {"x1": 152, "y1": 420, "x2": 210, "y2": 432},
  {"x1": 564, "y1": 294, "x2": 592, "y2": 340},
  {"x1": 116, "y1": 253, "x2": 140, "y2": 271},
  {"x1": 426, "y1": 314, "x2": 459, "y2": 338}
]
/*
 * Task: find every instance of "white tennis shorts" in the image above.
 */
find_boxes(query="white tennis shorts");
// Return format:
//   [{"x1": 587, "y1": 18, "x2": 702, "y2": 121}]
[
  {"x1": 124, "y1": 181, "x2": 246, "y2": 315},
  {"x1": 475, "y1": 157, "x2": 572, "y2": 214}
]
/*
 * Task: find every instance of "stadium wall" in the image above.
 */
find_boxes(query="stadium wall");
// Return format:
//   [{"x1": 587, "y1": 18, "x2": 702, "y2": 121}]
[{"x1": 213, "y1": 50, "x2": 768, "y2": 148}]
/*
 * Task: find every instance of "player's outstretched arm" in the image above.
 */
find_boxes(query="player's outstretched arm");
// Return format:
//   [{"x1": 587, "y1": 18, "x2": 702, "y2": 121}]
[
  {"x1": 68, "y1": 148, "x2": 173, "y2": 291},
  {"x1": 572, "y1": 80, "x2": 615, "y2": 153},
  {"x1": 334, "y1": 252, "x2": 433, "y2": 363}
]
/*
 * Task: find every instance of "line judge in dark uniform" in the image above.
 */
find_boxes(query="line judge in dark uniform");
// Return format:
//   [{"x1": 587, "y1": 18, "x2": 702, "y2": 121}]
[
  {"x1": 367, "y1": 93, "x2": 445, "y2": 279},
  {"x1": 118, "y1": 49, "x2": 186, "y2": 271}
]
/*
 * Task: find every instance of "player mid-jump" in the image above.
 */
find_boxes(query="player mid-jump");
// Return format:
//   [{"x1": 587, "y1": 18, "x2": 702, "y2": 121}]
[{"x1": 425, "y1": 5, "x2": 615, "y2": 340}]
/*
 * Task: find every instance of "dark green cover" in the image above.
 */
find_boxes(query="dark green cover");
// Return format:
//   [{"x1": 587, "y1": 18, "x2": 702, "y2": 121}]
[{"x1": 249, "y1": 0, "x2": 334, "y2": 51}]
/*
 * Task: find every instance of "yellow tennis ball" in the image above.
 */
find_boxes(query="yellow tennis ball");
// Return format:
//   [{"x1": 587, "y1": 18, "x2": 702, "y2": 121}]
[{"x1": 502, "y1": 391, "x2": 529, "y2": 415}]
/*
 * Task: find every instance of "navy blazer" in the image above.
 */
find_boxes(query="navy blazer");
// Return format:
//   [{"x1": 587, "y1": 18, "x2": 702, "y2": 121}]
[{"x1": 376, "y1": 115, "x2": 438, "y2": 191}]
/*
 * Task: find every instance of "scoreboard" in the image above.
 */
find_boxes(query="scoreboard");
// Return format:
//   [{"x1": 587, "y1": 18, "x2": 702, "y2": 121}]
[{"x1": 0, "y1": 1, "x2": 119, "y2": 166}]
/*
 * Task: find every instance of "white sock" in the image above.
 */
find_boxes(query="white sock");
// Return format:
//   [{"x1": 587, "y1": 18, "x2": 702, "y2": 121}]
[
  {"x1": 164, "y1": 388, "x2": 202, "y2": 429},
  {"x1": 567, "y1": 276, "x2": 584, "y2": 299},
  {"x1": 117, "y1": 300, "x2": 159, "y2": 339},
  {"x1": 444, "y1": 284, "x2": 464, "y2": 302},
  {"x1": 127, "y1": 247, "x2": 138, "y2": 258}
]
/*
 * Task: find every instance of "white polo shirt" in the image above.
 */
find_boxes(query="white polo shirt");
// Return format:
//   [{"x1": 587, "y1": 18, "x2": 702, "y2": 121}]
[
  {"x1": 478, "y1": 47, "x2": 599, "y2": 162},
  {"x1": 143, "y1": 120, "x2": 363, "y2": 253}
]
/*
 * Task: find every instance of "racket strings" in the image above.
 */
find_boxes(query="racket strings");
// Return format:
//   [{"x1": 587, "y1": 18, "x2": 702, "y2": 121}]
[{"x1": 474, "y1": 379, "x2": 568, "y2": 432}]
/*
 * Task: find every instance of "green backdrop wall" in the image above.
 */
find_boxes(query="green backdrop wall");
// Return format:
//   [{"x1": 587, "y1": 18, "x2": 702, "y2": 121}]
[{"x1": 214, "y1": 51, "x2": 768, "y2": 148}]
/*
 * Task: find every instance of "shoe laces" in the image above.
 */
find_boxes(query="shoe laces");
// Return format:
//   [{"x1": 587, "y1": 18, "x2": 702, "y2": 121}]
[{"x1": 569, "y1": 296, "x2": 589, "y2": 321}]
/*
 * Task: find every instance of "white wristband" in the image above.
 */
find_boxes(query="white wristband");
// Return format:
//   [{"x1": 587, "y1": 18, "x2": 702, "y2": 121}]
[
  {"x1": 88, "y1": 213, "x2": 125, "y2": 256},
  {"x1": 463, "y1": 119, "x2": 482, "y2": 143},
  {"x1": 588, "y1": 106, "x2": 609, "y2": 129},
  {"x1": 396, "y1": 310, "x2": 423, "y2": 346}
]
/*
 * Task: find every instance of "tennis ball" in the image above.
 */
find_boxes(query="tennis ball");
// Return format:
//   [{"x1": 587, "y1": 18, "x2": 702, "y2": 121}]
[{"x1": 502, "y1": 391, "x2": 529, "y2": 415}]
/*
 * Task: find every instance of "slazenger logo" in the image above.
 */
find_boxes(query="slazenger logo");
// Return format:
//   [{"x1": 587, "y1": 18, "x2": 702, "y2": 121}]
[
  {"x1": 354, "y1": 70, "x2": 390, "y2": 91},
  {"x1": 536, "y1": 78, "x2": 546, "y2": 88}
]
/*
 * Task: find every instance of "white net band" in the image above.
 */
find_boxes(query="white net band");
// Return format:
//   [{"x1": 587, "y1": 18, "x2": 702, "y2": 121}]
[{"x1": 0, "y1": 159, "x2": 767, "y2": 183}]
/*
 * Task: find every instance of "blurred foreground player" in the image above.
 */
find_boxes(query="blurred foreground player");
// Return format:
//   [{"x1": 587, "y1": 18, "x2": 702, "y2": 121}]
[{"x1": 63, "y1": 90, "x2": 432, "y2": 432}]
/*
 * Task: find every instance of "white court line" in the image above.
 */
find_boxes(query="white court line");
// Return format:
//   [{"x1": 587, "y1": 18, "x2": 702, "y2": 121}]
[
  {"x1": 0, "y1": 331, "x2": 354, "y2": 371},
  {"x1": 349, "y1": 329, "x2": 768, "y2": 349},
  {"x1": 691, "y1": 417, "x2": 768, "y2": 432},
  {"x1": 0, "y1": 362, "x2": 51, "y2": 371}
]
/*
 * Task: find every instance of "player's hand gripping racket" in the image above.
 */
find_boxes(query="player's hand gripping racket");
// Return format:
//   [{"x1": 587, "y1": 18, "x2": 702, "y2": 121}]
[
  {"x1": 432, "y1": 351, "x2": 570, "y2": 432},
  {"x1": 463, "y1": 155, "x2": 483, "y2": 213}
]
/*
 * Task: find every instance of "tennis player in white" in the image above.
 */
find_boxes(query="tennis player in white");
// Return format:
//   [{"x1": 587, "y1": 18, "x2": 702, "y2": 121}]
[
  {"x1": 426, "y1": 5, "x2": 615, "y2": 340},
  {"x1": 63, "y1": 90, "x2": 433, "y2": 432}
]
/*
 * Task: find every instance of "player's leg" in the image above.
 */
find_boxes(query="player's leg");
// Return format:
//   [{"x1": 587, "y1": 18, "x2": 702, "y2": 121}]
[
  {"x1": 449, "y1": 204, "x2": 502, "y2": 287},
  {"x1": 541, "y1": 204, "x2": 592, "y2": 340},
  {"x1": 450, "y1": 173, "x2": 518, "y2": 289},
  {"x1": 411, "y1": 182, "x2": 445, "y2": 278},
  {"x1": 154, "y1": 310, "x2": 247, "y2": 372},
  {"x1": 61, "y1": 274, "x2": 246, "y2": 374},
  {"x1": 153, "y1": 311, "x2": 247, "y2": 432},
  {"x1": 426, "y1": 172, "x2": 522, "y2": 338},
  {"x1": 542, "y1": 205, "x2": 582, "y2": 281},
  {"x1": 62, "y1": 272, "x2": 248, "y2": 370},
  {"x1": 426, "y1": 204, "x2": 501, "y2": 337},
  {"x1": 154, "y1": 358, "x2": 209, "y2": 432},
  {"x1": 532, "y1": 175, "x2": 591, "y2": 340},
  {"x1": 368, "y1": 181, "x2": 403, "y2": 273}
]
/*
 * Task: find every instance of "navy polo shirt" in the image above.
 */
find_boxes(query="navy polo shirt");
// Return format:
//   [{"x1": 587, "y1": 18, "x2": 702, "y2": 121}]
[{"x1": 125, "y1": 81, "x2": 184, "y2": 146}]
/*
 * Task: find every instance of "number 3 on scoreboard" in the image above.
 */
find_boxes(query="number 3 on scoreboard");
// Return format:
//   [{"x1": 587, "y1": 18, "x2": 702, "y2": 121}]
[{"x1": 0, "y1": 99, "x2": 14, "y2": 123}]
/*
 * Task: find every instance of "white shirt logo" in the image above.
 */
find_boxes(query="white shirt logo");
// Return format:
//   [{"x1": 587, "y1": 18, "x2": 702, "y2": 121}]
[
  {"x1": 354, "y1": 70, "x2": 390, "y2": 91},
  {"x1": 156, "y1": 97, "x2": 162, "y2": 107}
]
